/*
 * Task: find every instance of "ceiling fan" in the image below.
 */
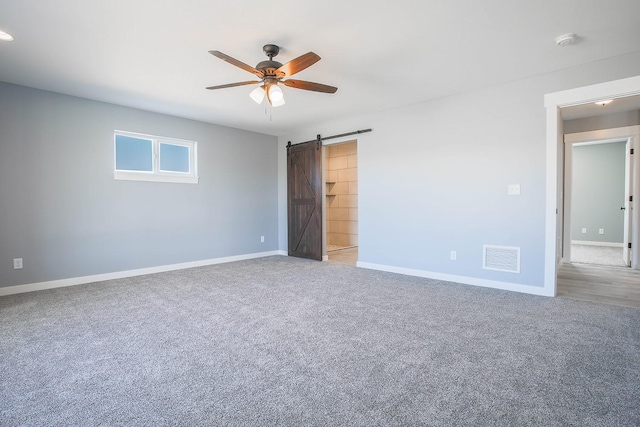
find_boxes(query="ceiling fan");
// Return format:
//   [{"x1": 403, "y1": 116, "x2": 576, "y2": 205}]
[{"x1": 206, "y1": 44, "x2": 338, "y2": 107}]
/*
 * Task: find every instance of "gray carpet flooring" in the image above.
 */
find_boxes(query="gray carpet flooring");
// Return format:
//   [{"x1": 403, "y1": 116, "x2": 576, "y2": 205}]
[{"x1": 1, "y1": 256, "x2": 639, "y2": 426}]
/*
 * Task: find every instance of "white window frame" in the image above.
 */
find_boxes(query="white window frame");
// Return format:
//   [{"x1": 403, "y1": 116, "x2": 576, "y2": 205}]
[{"x1": 114, "y1": 130, "x2": 198, "y2": 184}]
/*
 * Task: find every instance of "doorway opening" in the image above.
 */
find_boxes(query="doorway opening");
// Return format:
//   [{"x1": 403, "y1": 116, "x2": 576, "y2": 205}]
[
  {"x1": 323, "y1": 140, "x2": 358, "y2": 265},
  {"x1": 565, "y1": 137, "x2": 631, "y2": 267},
  {"x1": 544, "y1": 75, "x2": 640, "y2": 297}
]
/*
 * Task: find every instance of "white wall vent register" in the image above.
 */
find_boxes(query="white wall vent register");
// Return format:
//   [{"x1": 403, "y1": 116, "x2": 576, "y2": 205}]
[{"x1": 483, "y1": 245, "x2": 520, "y2": 273}]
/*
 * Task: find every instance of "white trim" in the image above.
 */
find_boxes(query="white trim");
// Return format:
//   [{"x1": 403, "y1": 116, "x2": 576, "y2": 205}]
[
  {"x1": 0, "y1": 250, "x2": 287, "y2": 297},
  {"x1": 545, "y1": 75, "x2": 640, "y2": 296},
  {"x1": 565, "y1": 126, "x2": 640, "y2": 144},
  {"x1": 356, "y1": 261, "x2": 552, "y2": 297},
  {"x1": 571, "y1": 240, "x2": 624, "y2": 247},
  {"x1": 322, "y1": 255, "x2": 329, "y2": 261},
  {"x1": 114, "y1": 171, "x2": 199, "y2": 184}
]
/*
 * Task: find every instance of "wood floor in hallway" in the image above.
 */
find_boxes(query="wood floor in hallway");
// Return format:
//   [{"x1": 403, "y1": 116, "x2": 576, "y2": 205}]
[{"x1": 557, "y1": 262, "x2": 640, "y2": 309}]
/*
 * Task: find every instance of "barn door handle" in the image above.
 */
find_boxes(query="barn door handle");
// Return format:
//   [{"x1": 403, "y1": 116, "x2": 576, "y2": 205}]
[{"x1": 620, "y1": 206, "x2": 626, "y2": 210}]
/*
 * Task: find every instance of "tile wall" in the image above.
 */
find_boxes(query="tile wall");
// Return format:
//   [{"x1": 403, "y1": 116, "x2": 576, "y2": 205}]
[{"x1": 325, "y1": 141, "x2": 358, "y2": 248}]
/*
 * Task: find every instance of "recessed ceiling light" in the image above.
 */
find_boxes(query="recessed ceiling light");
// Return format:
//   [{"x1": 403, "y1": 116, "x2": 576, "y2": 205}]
[
  {"x1": 0, "y1": 30, "x2": 14, "y2": 41},
  {"x1": 555, "y1": 33, "x2": 576, "y2": 46},
  {"x1": 594, "y1": 99, "x2": 613, "y2": 106}
]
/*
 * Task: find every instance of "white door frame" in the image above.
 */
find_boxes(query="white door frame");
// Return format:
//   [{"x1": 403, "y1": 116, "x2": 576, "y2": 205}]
[
  {"x1": 563, "y1": 130, "x2": 639, "y2": 266},
  {"x1": 544, "y1": 75, "x2": 640, "y2": 296}
]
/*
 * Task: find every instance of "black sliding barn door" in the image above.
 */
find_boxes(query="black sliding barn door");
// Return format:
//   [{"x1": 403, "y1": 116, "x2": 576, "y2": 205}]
[{"x1": 287, "y1": 141, "x2": 322, "y2": 260}]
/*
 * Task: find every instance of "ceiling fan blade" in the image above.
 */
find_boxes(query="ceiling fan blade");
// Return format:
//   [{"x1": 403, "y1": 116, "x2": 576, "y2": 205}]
[
  {"x1": 209, "y1": 50, "x2": 264, "y2": 77},
  {"x1": 282, "y1": 79, "x2": 338, "y2": 93},
  {"x1": 206, "y1": 81, "x2": 260, "y2": 90},
  {"x1": 276, "y1": 52, "x2": 321, "y2": 77}
]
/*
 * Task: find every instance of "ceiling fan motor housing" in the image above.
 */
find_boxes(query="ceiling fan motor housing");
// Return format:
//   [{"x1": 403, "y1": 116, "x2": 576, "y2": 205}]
[
  {"x1": 256, "y1": 60, "x2": 283, "y2": 75},
  {"x1": 259, "y1": 45, "x2": 283, "y2": 76}
]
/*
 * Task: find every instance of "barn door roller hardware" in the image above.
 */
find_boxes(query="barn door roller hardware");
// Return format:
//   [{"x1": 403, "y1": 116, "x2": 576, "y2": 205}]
[{"x1": 287, "y1": 128, "x2": 372, "y2": 149}]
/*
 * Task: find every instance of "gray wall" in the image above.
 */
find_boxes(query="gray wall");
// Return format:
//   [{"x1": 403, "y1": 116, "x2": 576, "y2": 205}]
[
  {"x1": 0, "y1": 82, "x2": 278, "y2": 288},
  {"x1": 571, "y1": 142, "x2": 626, "y2": 243},
  {"x1": 277, "y1": 51, "x2": 640, "y2": 289},
  {"x1": 564, "y1": 110, "x2": 640, "y2": 134}
]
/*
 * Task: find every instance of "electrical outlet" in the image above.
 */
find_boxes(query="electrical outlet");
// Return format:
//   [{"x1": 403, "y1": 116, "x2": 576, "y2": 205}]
[
  {"x1": 450, "y1": 251, "x2": 457, "y2": 261},
  {"x1": 581, "y1": 228, "x2": 587, "y2": 234},
  {"x1": 507, "y1": 184, "x2": 520, "y2": 195},
  {"x1": 599, "y1": 228, "x2": 604, "y2": 235},
  {"x1": 13, "y1": 258, "x2": 23, "y2": 269},
  {"x1": 260, "y1": 236, "x2": 265, "y2": 243}
]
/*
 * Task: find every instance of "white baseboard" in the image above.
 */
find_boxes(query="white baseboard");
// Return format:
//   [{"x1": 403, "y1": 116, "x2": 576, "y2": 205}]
[
  {"x1": 0, "y1": 250, "x2": 287, "y2": 297},
  {"x1": 356, "y1": 261, "x2": 553, "y2": 297},
  {"x1": 571, "y1": 240, "x2": 623, "y2": 247},
  {"x1": 322, "y1": 255, "x2": 329, "y2": 261}
]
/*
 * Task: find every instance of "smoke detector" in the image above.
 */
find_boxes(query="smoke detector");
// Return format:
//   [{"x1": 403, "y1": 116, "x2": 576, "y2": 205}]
[{"x1": 555, "y1": 33, "x2": 576, "y2": 46}]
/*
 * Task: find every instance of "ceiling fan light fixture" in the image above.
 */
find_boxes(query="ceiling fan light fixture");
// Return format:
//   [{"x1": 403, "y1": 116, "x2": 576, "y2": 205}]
[
  {"x1": 249, "y1": 85, "x2": 265, "y2": 104},
  {"x1": 268, "y1": 84, "x2": 285, "y2": 107},
  {"x1": 271, "y1": 96, "x2": 285, "y2": 107}
]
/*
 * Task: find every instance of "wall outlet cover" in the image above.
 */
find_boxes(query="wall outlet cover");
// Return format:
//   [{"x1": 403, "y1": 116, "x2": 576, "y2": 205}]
[{"x1": 507, "y1": 184, "x2": 520, "y2": 195}]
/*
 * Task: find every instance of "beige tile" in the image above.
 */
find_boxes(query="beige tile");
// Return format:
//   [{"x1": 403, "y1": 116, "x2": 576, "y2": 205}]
[
  {"x1": 326, "y1": 195, "x2": 337, "y2": 207},
  {"x1": 326, "y1": 220, "x2": 338, "y2": 233},
  {"x1": 338, "y1": 168, "x2": 357, "y2": 182},
  {"x1": 327, "y1": 247, "x2": 358, "y2": 266},
  {"x1": 349, "y1": 208, "x2": 358, "y2": 221},
  {"x1": 327, "y1": 145, "x2": 338, "y2": 158},
  {"x1": 337, "y1": 142, "x2": 357, "y2": 156},
  {"x1": 332, "y1": 182, "x2": 349, "y2": 195},
  {"x1": 327, "y1": 233, "x2": 339, "y2": 246},
  {"x1": 349, "y1": 181, "x2": 358, "y2": 195},
  {"x1": 327, "y1": 171, "x2": 338, "y2": 182},
  {"x1": 348, "y1": 234, "x2": 359, "y2": 246},
  {"x1": 338, "y1": 194, "x2": 358, "y2": 208},
  {"x1": 338, "y1": 220, "x2": 358, "y2": 234},
  {"x1": 327, "y1": 207, "x2": 349, "y2": 221},
  {"x1": 334, "y1": 233, "x2": 350, "y2": 246},
  {"x1": 329, "y1": 156, "x2": 348, "y2": 171},
  {"x1": 347, "y1": 154, "x2": 357, "y2": 168}
]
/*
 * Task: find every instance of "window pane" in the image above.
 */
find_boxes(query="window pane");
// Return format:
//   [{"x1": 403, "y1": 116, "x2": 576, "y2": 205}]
[
  {"x1": 159, "y1": 143, "x2": 190, "y2": 173},
  {"x1": 115, "y1": 135, "x2": 153, "y2": 172}
]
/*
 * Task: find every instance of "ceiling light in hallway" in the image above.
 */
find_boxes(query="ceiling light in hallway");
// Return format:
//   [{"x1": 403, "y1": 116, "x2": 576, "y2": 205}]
[{"x1": 0, "y1": 30, "x2": 14, "y2": 41}]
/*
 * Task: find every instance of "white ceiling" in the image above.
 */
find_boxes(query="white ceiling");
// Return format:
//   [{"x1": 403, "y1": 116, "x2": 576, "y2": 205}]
[{"x1": 1, "y1": 0, "x2": 640, "y2": 136}]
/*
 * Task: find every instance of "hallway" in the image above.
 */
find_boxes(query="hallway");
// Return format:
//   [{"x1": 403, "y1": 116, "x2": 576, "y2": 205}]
[{"x1": 557, "y1": 262, "x2": 640, "y2": 308}]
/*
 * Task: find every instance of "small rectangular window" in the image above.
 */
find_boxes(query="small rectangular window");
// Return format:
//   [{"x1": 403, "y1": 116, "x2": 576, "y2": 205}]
[
  {"x1": 114, "y1": 131, "x2": 198, "y2": 184},
  {"x1": 115, "y1": 135, "x2": 153, "y2": 172},
  {"x1": 159, "y1": 142, "x2": 190, "y2": 173}
]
